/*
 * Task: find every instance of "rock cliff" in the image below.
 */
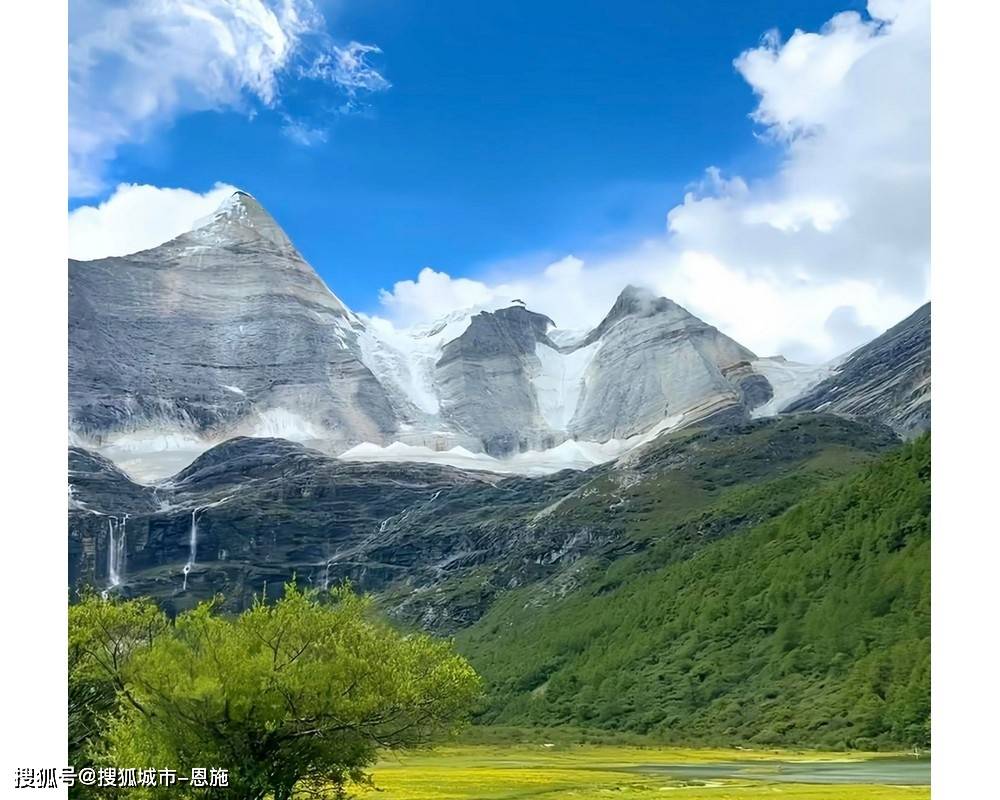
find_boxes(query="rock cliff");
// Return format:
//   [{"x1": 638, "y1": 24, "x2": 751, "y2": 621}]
[{"x1": 782, "y1": 303, "x2": 930, "y2": 437}]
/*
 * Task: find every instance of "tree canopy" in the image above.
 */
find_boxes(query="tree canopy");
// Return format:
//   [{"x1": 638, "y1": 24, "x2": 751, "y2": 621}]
[
  {"x1": 459, "y1": 436, "x2": 930, "y2": 750},
  {"x1": 70, "y1": 584, "x2": 481, "y2": 799}
]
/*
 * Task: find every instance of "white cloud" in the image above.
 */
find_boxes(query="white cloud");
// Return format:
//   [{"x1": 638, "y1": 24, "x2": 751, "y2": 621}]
[
  {"x1": 372, "y1": 0, "x2": 929, "y2": 363},
  {"x1": 369, "y1": 248, "x2": 914, "y2": 363},
  {"x1": 302, "y1": 42, "x2": 392, "y2": 95},
  {"x1": 69, "y1": 1, "x2": 388, "y2": 196},
  {"x1": 669, "y1": 0, "x2": 930, "y2": 292},
  {"x1": 377, "y1": 268, "x2": 500, "y2": 327},
  {"x1": 68, "y1": 183, "x2": 237, "y2": 260},
  {"x1": 281, "y1": 117, "x2": 329, "y2": 146}
]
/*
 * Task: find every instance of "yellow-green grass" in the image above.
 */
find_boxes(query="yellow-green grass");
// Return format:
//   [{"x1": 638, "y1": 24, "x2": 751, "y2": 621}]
[{"x1": 359, "y1": 745, "x2": 929, "y2": 800}]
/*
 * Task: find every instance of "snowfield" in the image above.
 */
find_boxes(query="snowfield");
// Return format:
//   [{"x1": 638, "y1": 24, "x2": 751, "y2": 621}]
[
  {"x1": 358, "y1": 309, "x2": 477, "y2": 415},
  {"x1": 340, "y1": 414, "x2": 686, "y2": 476},
  {"x1": 749, "y1": 357, "x2": 836, "y2": 418},
  {"x1": 531, "y1": 340, "x2": 600, "y2": 430}
]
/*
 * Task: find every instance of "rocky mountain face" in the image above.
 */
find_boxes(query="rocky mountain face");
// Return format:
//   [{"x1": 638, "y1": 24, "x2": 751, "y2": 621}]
[
  {"x1": 564, "y1": 286, "x2": 758, "y2": 442},
  {"x1": 434, "y1": 305, "x2": 562, "y2": 455},
  {"x1": 69, "y1": 192, "x2": 403, "y2": 454},
  {"x1": 69, "y1": 187, "x2": 930, "y2": 506},
  {"x1": 782, "y1": 303, "x2": 930, "y2": 437},
  {"x1": 69, "y1": 436, "x2": 497, "y2": 612},
  {"x1": 428, "y1": 289, "x2": 758, "y2": 455},
  {"x1": 69, "y1": 191, "x2": 809, "y2": 477},
  {"x1": 69, "y1": 414, "x2": 900, "y2": 629}
]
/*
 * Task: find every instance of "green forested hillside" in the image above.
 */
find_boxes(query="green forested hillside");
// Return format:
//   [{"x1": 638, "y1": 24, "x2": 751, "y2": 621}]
[{"x1": 459, "y1": 436, "x2": 930, "y2": 750}]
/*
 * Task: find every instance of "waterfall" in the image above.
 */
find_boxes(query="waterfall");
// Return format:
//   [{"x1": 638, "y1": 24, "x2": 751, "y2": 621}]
[
  {"x1": 182, "y1": 509, "x2": 201, "y2": 591},
  {"x1": 106, "y1": 515, "x2": 128, "y2": 589}
]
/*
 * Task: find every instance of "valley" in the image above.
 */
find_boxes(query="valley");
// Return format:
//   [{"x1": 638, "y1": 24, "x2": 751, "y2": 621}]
[
  {"x1": 67, "y1": 189, "x2": 932, "y2": 763},
  {"x1": 58, "y1": 1, "x2": 938, "y2": 793}
]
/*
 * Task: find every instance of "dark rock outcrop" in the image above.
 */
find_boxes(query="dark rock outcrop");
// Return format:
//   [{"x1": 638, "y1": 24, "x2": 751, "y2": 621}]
[
  {"x1": 69, "y1": 436, "x2": 496, "y2": 613},
  {"x1": 69, "y1": 416, "x2": 899, "y2": 630}
]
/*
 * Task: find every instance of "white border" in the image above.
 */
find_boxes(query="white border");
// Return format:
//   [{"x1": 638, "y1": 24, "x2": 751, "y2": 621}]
[
  {"x1": 932, "y1": 0, "x2": 1000, "y2": 797},
  {"x1": 0, "y1": 1, "x2": 996, "y2": 797},
  {"x1": 0, "y1": 3, "x2": 69, "y2": 795}
]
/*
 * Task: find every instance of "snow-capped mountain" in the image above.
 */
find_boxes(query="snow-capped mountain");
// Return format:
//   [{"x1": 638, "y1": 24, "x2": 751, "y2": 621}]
[
  {"x1": 69, "y1": 191, "x2": 928, "y2": 482},
  {"x1": 70, "y1": 192, "x2": 405, "y2": 473}
]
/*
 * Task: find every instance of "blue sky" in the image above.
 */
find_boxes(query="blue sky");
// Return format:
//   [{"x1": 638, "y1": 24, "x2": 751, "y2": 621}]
[
  {"x1": 68, "y1": 0, "x2": 927, "y2": 360},
  {"x1": 71, "y1": 1, "x2": 861, "y2": 306}
]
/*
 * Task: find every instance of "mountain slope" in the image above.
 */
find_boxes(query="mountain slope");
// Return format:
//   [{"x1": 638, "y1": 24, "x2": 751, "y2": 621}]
[
  {"x1": 567, "y1": 286, "x2": 757, "y2": 441},
  {"x1": 69, "y1": 192, "x2": 403, "y2": 453},
  {"x1": 69, "y1": 414, "x2": 899, "y2": 626},
  {"x1": 783, "y1": 303, "x2": 930, "y2": 437},
  {"x1": 68, "y1": 436, "x2": 497, "y2": 612},
  {"x1": 68, "y1": 414, "x2": 927, "y2": 749},
  {"x1": 457, "y1": 437, "x2": 930, "y2": 749},
  {"x1": 69, "y1": 191, "x2": 797, "y2": 477},
  {"x1": 375, "y1": 414, "x2": 899, "y2": 631}
]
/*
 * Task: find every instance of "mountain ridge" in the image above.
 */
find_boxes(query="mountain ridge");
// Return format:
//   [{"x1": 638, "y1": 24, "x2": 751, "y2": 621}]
[
  {"x1": 69, "y1": 191, "x2": 930, "y2": 482},
  {"x1": 783, "y1": 302, "x2": 930, "y2": 437}
]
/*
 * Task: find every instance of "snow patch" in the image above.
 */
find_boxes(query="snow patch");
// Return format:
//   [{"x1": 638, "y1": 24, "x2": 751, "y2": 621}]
[
  {"x1": 547, "y1": 328, "x2": 590, "y2": 348},
  {"x1": 98, "y1": 432, "x2": 212, "y2": 485},
  {"x1": 94, "y1": 409, "x2": 330, "y2": 483},
  {"x1": 248, "y1": 408, "x2": 325, "y2": 442},
  {"x1": 750, "y1": 357, "x2": 836, "y2": 417},
  {"x1": 341, "y1": 441, "x2": 504, "y2": 472},
  {"x1": 103, "y1": 431, "x2": 207, "y2": 453},
  {"x1": 340, "y1": 414, "x2": 686, "y2": 476},
  {"x1": 531, "y1": 340, "x2": 600, "y2": 430},
  {"x1": 357, "y1": 309, "x2": 476, "y2": 415}
]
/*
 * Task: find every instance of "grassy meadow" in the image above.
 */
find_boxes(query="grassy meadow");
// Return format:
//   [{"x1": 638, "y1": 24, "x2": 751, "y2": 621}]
[{"x1": 361, "y1": 744, "x2": 929, "y2": 800}]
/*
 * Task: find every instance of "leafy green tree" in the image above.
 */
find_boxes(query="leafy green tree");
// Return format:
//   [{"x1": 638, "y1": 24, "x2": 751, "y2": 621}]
[
  {"x1": 69, "y1": 590, "x2": 169, "y2": 765},
  {"x1": 70, "y1": 585, "x2": 480, "y2": 799}
]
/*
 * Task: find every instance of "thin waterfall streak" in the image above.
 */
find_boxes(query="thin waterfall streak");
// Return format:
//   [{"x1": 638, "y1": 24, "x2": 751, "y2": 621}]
[
  {"x1": 182, "y1": 508, "x2": 201, "y2": 591},
  {"x1": 107, "y1": 515, "x2": 127, "y2": 589}
]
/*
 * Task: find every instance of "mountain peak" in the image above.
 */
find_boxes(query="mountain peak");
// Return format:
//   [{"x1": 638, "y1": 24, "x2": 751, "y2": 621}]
[
  {"x1": 189, "y1": 190, "x2": 294, "y2": 251},
  {"x1": 618, "y1": 283, "x2": 655, "y2": 301},
  {"x1": 589, "y1": 285, "x2": 690, "y2": 336},
  {"x1": 614, "y1": 284, "x2": 680, "y2": 312}
]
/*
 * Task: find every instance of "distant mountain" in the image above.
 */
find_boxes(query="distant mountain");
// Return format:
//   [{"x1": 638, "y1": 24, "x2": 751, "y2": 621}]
[
  {"x1": 783, "y1": 303, "x2": 930, "y2": 437},
  {"x1": 428, "y1": 287, "x2": 756, "y2": 454},
  {"x1": 69, "y1": 191, "x2": 930, "y2": 482},
  {"x1": 69, "y1": 192, "x2": 402, "y2": 455},
  {"x1": 561, "y1": 286, "x2": 758, "y2": 442}
]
